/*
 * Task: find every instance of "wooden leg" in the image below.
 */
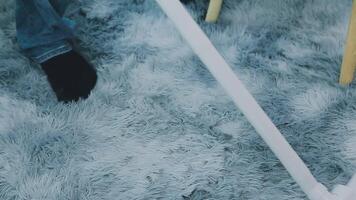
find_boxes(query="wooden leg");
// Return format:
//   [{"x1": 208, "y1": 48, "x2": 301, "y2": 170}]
[
  {"x1": 205, "y1": 0, "x2": 223, "y2": 23},
  {"x1": 340, "y1": 0, "x2": 356, "y2": 85}
]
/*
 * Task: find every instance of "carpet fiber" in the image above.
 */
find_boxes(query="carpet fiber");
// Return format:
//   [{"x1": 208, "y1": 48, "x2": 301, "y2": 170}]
[{"x1": 1, "y1": 0, "x2": 356, "y2": 199}]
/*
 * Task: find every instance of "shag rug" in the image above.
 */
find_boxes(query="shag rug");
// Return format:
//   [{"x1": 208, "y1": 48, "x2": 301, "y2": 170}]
[{"x1": 1, "y1": 0, "x2": 356, "y2": 199}]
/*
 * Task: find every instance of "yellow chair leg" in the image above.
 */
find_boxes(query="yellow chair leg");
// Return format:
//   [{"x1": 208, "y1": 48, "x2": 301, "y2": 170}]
[
  {"x1": 205, "y1": 0, "x2": 223, "y2": 23},
  {"x1": 340, "y1": 0, "x2": 356, "y2": 85}
]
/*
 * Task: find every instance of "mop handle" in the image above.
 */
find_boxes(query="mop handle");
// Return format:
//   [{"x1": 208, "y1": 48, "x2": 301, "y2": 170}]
[{"x1": 155, "y1": 1, "x2": 328, "y2": 199}]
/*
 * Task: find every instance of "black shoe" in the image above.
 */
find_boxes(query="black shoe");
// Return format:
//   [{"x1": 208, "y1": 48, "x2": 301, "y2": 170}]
[{"x1": 41, "y1": 50, "x2": 97, "y2": 102}]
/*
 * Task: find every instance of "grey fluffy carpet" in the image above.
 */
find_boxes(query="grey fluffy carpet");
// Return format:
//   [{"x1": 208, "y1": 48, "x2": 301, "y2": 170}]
[{"x1": 1, "y1": 0, "x2": 356, "y2": 199}]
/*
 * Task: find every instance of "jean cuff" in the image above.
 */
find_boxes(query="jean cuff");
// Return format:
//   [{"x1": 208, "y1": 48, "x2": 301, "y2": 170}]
[{"x1": 28, "y1": 41, "x2": 73, "y2": 63}]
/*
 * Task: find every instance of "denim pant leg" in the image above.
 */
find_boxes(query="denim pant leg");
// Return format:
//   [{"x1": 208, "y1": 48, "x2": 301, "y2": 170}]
[{"x1": 16, "y1": 0, "x2": 75, "y2": 63}]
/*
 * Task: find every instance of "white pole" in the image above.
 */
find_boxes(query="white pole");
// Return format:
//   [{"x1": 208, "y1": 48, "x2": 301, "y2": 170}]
[{"x1": 154, "y1": 1, "x2": 335, "y2": 199}]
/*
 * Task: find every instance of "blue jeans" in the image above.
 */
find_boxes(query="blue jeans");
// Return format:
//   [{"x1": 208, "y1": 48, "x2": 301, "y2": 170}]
[{"x1": 16, "y1": 0, "x2": 75, "y2": 63}]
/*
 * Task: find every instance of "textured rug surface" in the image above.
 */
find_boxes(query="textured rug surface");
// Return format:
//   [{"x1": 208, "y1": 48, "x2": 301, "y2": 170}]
[{"x1": 1, "y1": 0, "x2": 356, "y2": 199}]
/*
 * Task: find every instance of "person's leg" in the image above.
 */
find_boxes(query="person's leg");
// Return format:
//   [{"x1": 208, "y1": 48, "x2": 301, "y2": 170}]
[
  {"x1": 16, "y1": 0, "x2": 73, "y2": 62},
  {"x1": 48, "y1": 0, "x2": 71, "y2": 16},
  {"x1": 16, "y1": 0, "x2": 97, "y2": 102}
]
